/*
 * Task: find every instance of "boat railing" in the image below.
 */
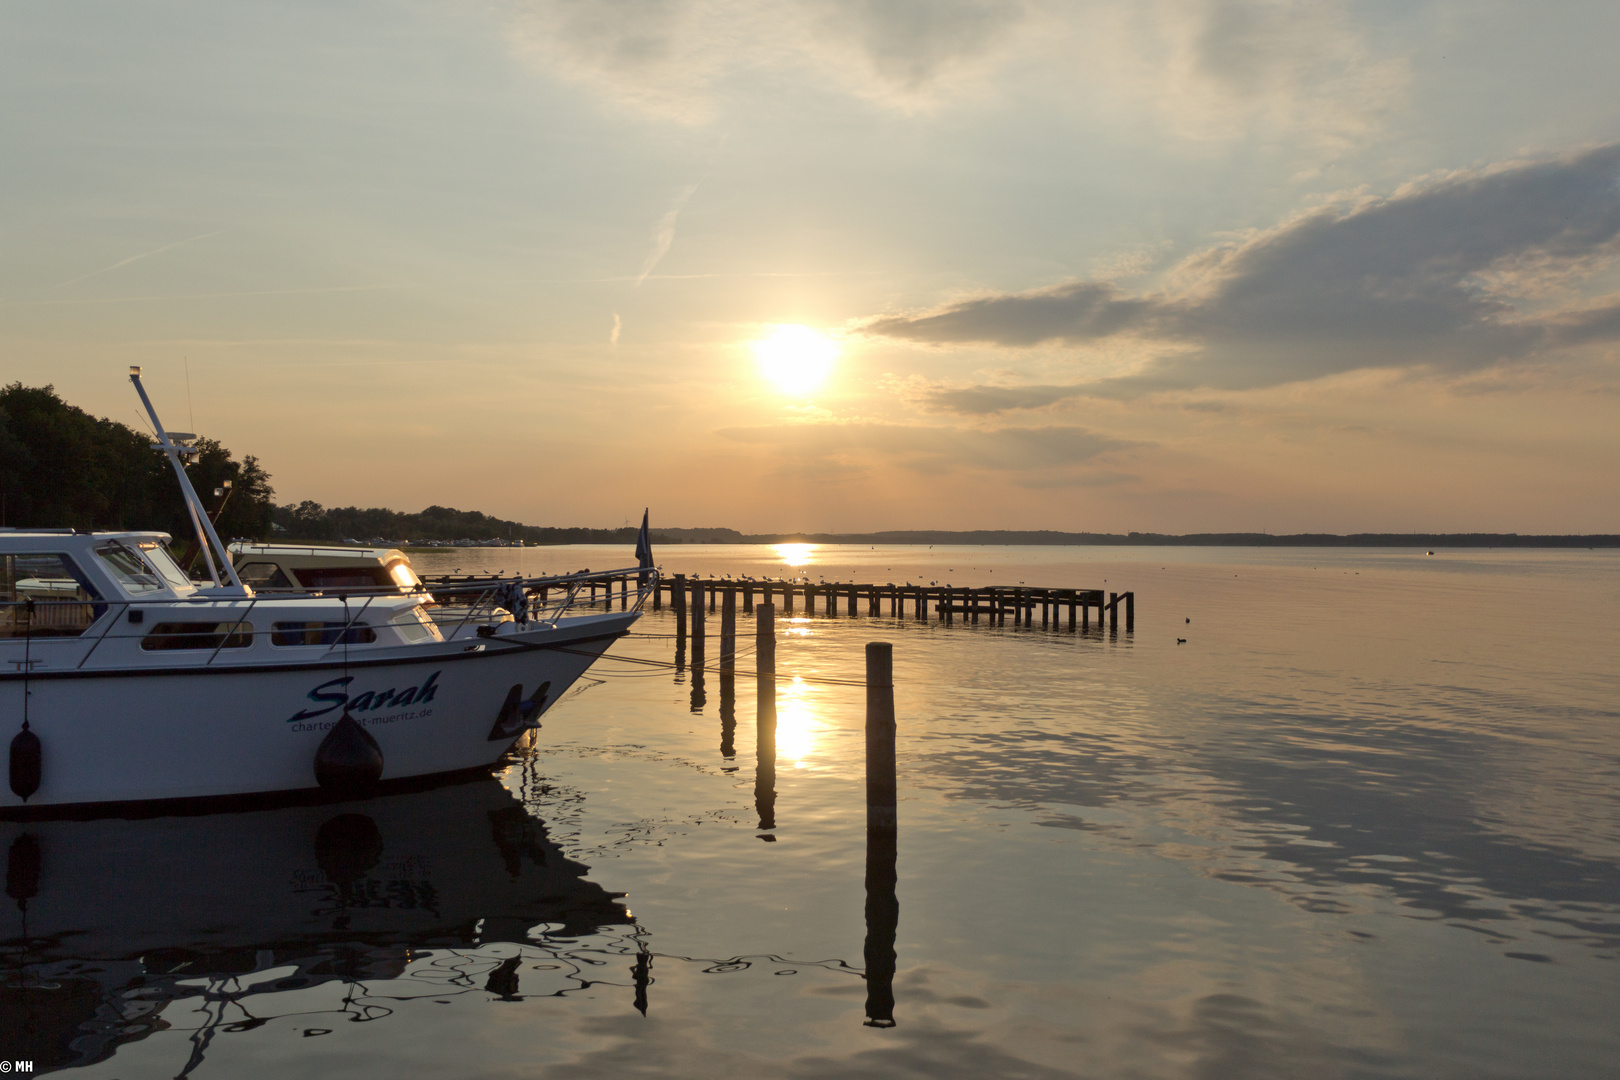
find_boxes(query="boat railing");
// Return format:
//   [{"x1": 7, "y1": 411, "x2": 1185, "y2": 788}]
[{"x1": 0, "y1": 567, "x2": 659, "y2": 662}]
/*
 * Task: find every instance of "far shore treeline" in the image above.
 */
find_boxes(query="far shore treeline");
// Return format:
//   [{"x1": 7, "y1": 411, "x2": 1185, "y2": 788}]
[{"x1": 3, "y1": 383, "x2": 1615, "y2": 549}]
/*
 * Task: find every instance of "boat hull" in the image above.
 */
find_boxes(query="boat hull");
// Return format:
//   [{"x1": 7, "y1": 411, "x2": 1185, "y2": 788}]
[{"x1": 2, "y1": 612, "x2": 637, "y2": 811}]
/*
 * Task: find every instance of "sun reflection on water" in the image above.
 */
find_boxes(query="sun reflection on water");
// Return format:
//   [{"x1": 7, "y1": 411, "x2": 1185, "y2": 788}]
[
  {"x1": 776, "y1": 676, "x2": 821, "y2": 768},
  {"x1": 773, "y1": 543, "x2": 816, "y2": 568}
]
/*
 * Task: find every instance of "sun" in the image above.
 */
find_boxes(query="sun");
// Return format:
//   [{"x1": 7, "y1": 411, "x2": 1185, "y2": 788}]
[{"x1": 753, "y1": 325, "x2": 837, "y2": 396}]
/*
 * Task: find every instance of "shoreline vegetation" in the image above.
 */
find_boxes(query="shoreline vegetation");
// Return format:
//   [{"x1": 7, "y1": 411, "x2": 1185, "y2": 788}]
[
  {"x1": 286, "y1": 521, "x2": 1620, "y2": 551},
  {"x1": 5, "y1": 384, "x2": 1614, "y2": 550}
]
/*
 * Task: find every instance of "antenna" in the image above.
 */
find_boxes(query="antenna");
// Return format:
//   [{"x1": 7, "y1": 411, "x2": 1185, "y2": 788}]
[{"x1": 128, "y1": 366, "x2": 247, "y2": 594}]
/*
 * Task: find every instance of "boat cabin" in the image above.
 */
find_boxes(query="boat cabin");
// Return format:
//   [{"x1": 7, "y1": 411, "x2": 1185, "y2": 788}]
[
  {"x1": 1, "y1": 530, "x2": 446, "y2": 656},
  {"x1": 228, "y1": 543, "x2": 425, "y2": 594}
]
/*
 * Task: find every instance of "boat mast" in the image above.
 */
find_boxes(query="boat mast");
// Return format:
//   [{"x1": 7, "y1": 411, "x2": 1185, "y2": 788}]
[{"x1": 128, "y1": 366, "x2": 246, "y2": 592}]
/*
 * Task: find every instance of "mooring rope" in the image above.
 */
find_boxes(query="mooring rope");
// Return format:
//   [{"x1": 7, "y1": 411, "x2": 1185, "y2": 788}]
[{"x1": 552, "y1": 645, "x2": 870, "y2": 687}]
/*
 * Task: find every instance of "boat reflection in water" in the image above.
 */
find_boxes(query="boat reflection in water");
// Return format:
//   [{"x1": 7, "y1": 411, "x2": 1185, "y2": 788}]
[{"x1": 1, "y1": 774, "x2": 631, "y2": 1072}]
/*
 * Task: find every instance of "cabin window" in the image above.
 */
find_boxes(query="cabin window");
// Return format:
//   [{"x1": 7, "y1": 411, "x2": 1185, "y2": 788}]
[
  {"x1": 271, "y1": 621, "x2": 377, "y2": 646},
  {"x1": 238, "y1": 562, "x2": 295, "y2": 589},
  {"x1": 1, "y1": 554, "x2": 100, "y2": 638},
  {"x1": 95, "y1": 542, "x2": 167, "y2": 594},
  {"x1": 141, "y1": 621, "x2": 254, "y2": 651},
  {"x1": 292, "y1": 566, "x2": 392, "y2": 590},
  {"x1": 135, "y1": 542, "x2": 197, "y2": 591},
  {"x1": 387, "y1": 560, "x2": 423, "y2": 590},
  {"x1": 390, "y1": 607, "x2": 440, "y2": 643}
]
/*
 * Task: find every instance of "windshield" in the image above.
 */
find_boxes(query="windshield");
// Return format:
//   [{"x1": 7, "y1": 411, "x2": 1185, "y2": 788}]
[
  {"x1": 139, "y1": 542, "x2": 198, "y2": 590},
  {"x1": 388, "y1": 560, "x2": 422, "y2": 590},
  {"x1": 96, "y1": 541, "x2": 192, "y2": 595}
]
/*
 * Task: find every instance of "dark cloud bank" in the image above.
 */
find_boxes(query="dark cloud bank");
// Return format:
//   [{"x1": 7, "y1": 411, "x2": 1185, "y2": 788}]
[{"x1": 868, "y1": 145, "x2": 1620, "y2": 410}]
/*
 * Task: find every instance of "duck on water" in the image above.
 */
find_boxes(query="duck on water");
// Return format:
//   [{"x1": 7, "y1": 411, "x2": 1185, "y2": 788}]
[{"x1": 2, "y1": 367, "x2": 654, "y2": 814}]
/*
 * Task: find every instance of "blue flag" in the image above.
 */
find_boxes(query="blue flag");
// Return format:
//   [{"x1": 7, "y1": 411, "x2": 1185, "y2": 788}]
[{"x1": 634, "y1": 508, "x2": 653, "y2": 582}]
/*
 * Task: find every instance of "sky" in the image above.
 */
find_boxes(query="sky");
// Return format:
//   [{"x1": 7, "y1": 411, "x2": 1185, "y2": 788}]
[{"x1": 3, "y1": 0, "x2": 1619, "y2": 534}]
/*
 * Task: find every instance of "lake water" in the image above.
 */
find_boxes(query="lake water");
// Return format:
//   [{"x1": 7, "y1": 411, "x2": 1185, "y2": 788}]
[{"x1": 5, "y1": 545, "x2": 1617, "y2": 1078}]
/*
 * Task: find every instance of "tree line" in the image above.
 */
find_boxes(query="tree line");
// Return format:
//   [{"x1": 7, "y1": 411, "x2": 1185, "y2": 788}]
[
  {"x1": 0, "y1": 383, "x2": 275, "y2": 545},
  {"x1": 274, "y1": 501, "x2": 651, "y2": 545}
]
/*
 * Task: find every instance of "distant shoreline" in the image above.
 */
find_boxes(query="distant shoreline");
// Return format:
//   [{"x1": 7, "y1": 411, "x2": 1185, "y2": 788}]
[{"x1": 364, "y1": 530, "x2": 1620, "y2": 549}]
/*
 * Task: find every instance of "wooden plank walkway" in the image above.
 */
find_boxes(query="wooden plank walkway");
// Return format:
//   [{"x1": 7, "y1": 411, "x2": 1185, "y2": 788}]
[
  {"x1": 656, "y1": 575, "x2": 1134, "y2": 632},
  {"x1": 416, "y1": 571, "x2": 1136, "y2": 632}
]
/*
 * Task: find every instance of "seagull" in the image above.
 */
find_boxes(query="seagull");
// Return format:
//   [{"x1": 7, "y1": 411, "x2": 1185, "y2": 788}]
[
  {"x1": 1177, "y1": 637, "x2": 1187, "y2": 644},
  {"x1": 1186, "y1": 617, "x2": 1190, "y2": 624}
]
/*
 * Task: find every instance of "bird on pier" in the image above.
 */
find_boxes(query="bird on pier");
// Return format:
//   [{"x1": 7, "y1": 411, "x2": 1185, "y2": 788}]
[{"x1": 1177, "y1": 638, "x2": 1187, "y2": 644}]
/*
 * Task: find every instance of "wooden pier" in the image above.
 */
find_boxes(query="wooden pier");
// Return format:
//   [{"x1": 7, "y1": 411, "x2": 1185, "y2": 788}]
[
  {"x1": 655, "y1": 575, "x2": 1134, "y2": 632},
  {"x1": 416, "y1": 571, "x2": 1135, "y2": 633}
]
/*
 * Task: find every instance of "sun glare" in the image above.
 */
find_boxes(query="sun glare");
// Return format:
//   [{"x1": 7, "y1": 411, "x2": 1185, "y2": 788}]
[
  {"x1": 773, "y1": 543, "x2": 815, "y2": 567},
  {"x1": 753, "y1": 325, "x2": 837, "y2": 396}
]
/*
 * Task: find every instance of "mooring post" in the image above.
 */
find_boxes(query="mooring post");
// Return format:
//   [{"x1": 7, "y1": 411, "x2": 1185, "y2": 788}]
[
  {"x1": 744, "y1": 583, "x2": 754, "y2": 614},
  {"x1": 653, "y1": 580, "x2": 662, "y2": 611},
  {"x1": 783, "y1": 582, "x2": 794, "y2": 614},
  {"x1": 864, "y1": 640, "x2": 898, "y2": 1027},
  {"x1": 756, "y1": 603, "x2": 777, "y2": 833},
  {"x1": 721, "y1": 587, "x2": 737, "y2": 674},
  {"x1": 708, "y1": 581, "x2": 716, "y2": 614},
  {"x1": 867, "y1": 642, "x2": 896, "y2": 827},
  {"x1": 1125, "y1": 591, "x2": 1135, "y2": 632},
  {"x1": 1108, "y1": 592, "x2": 1118, "y2": 633},
  {"x1": 691, "y1": 579, "x2": 706, "y2": 671},
  {"x1": 673, "y1": 574, "x2": 686, "y2": 618}
]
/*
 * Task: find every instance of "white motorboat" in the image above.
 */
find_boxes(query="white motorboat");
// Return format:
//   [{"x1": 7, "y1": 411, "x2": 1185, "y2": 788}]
[{"x1": 2, "y1": 369, "x2": 655, "y2": 813}]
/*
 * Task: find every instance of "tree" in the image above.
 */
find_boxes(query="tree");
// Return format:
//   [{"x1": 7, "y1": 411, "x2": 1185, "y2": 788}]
[{"x1": 0, "y1": 382, "x2": 275, "y2": 542}]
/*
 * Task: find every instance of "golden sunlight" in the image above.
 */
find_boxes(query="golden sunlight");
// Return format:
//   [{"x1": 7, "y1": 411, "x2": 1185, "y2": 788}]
[
  {"x1": 776, "y1": 677, "x2": 821, "y2": 766},
  {"x1": 773, "y1": 542, "x2": 816, "y2": 567},
  {"x1": 752, "y1": 325, "x2": 837, "y2": 395}
]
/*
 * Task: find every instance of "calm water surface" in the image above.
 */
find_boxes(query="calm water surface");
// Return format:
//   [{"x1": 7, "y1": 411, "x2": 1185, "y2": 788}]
[{"x1": 5, "y1": 545, "x2": 1617, "y2": 1078}]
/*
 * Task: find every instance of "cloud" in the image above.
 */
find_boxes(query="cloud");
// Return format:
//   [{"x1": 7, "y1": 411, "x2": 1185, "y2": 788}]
[
  {"x1": 718, "y1": 420, "x2": 1125, "y2": 473},
  {"x1": 871, "y1": 144, "x2": 1620, "y2": 404},
  {"x1": 502, "y1": 0, "x2": 1029, "y2": 120},
  {"x1": 500, "y1": 0, "x2": 1402, "y2": 142},
  {"x1": 636, "y1": 184, "x2": 698, "y2": 285},
  {"x1": 52, "y1": 228, "x2": 228, "y2": 289}
]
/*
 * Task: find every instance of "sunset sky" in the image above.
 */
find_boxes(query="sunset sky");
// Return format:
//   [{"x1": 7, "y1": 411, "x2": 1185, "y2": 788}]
[{"x1": 4, "y1": 1, "x2": 1619, "y2": 533}]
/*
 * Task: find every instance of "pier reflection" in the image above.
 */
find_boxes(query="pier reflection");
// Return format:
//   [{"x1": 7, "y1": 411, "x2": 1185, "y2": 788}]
[
  {"x1": 0, "y1": 779, "x2": 631, "y2": 1073},
  {"x1": 755, "y1": 671, "x2": 776, "y2": 834},
  {"x1": 863, "y1": 823, "x2": 898, "y2": 1027},
  {"x1": 719, "y1": 669, "x2": 736, "y2": 762}
]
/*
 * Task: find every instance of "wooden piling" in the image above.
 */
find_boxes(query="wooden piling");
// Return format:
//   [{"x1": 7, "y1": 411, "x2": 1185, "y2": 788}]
[
  {"x1": 1125, "y1": 591, "x2": 1135, "y2": 632},
  {"x1": 690, "y1": 579, "x2": 706, "y2": 670},
  {"x1": 866, "y1": 642, "x2": 896, "y2": 829},
  {"x1": 864, "y1": 641, "x2": 898, "y2": 1029},
  {"x1": 1108, "y1": 591, "x2": 1118, "y2": 633},
  {"x1": 721, "y1": 587, "x2": 737, "y2": 674},
  {"x1": 756, "y1": 603, "x2": 777, "y2": 832}
]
